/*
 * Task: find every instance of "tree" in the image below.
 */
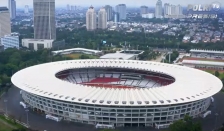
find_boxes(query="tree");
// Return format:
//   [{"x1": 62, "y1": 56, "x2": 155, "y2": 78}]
[
  {"x1": 79, "y1": 54, "x2": 90, "y2": 59},
  {"x1": 215, "y1": 71, "x2": 220, "y2": 77},
  {"x1": 169, "y1": 115, "x2": 202, "y2": 131}
]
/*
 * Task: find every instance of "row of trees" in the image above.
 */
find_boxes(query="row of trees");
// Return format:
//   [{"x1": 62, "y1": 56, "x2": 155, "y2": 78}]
[
  {"x1": 0, "y1": 48, "x2": 66, "y2": 87},
  {"x1": 169, "y1": 115, "x2": 202, "y2": 131},
  {"x1": 138, "y1": 50, "x2": 161, "y2": 60},
  {"x1": 165, "y1": 51, "x2": 179, "y2": 63}
]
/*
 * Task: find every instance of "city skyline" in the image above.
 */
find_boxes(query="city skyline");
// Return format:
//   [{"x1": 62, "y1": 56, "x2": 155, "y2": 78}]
[{"x1": 1, "y1": 0, "x2": 224, "y2": 8}]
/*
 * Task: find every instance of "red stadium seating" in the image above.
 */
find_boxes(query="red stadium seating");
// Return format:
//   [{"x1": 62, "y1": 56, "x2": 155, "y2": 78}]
[{"x1": 88, "y1": 78, "x2": 120, "y2": 83}]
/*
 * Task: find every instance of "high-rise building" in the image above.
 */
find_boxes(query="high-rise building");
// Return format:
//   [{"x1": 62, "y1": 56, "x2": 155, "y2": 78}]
[
  {"x1": 167, "y1": 4, "x2": 182, "y2": 15},
  {"x1": 114, "y1": 12, "x2": 120, "y2": 23},
  {"x1": 8, "y1": 0, "x2": 16, "y2": 19},
  {"x1": 164, "y1": 3, "x2": 169, "y2": 16},
  {"x1": 24, "y1": 5, "x2": 29, "y2": 14},
  {"x1": 176, "y1": 5, "x2": 183, "y2": 15},
  {"x1": 165, "y1": 4, "x2": 184, "y2": 18},
  {"x1": 155, "y1": 0, "x2": 163, "y2": 18},
  {"x1": 105, "y1": 5, "x2": 113, "y2": 21},
  {"x1": 86, "y1": 6, "x2": 96, "y2": 31},
  {"x1": 0, "y1": 7, "x2": 11, "y2": 38},
  {"x1": 1, "y1": 34, "x2": 19, "y2": 50},
  {"x1": 140, "y1": 6, "x2": 148, "y2": 15},
  {"x1": 98, "y1": 7, "x2": 107, "y2": 30},
  {"x1": 115, "y1": 4, "x2": 126, "y2": 20},
  {"x1": 33, "y1": 0, "x2": 56, "y2": 40},
  {"x1": 71, "y1": 6, "x2": 75, "y2": 11},
  {"x1": 67, "y1": 4, "x2": 70, "y2": 11}
]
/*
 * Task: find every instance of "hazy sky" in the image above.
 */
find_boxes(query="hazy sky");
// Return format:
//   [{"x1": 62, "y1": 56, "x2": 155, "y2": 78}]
[{"x1": 1, "y1": 0, "x2": 223, "y2": 8}]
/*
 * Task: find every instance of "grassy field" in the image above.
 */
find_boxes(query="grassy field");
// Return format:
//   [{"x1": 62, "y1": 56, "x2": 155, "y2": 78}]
[
  {"x1": 0, "y1": 122, "x2": 14, "y2": 131},
  {"x1": 0, "y1": 115, "x2": 25, "y2": 131},
  {"x1": 204, "y1": 70, "x2": 224, "y2": 79},
  {"x1": 64, "y1": 53, "x2": 99, "y2": 59}
]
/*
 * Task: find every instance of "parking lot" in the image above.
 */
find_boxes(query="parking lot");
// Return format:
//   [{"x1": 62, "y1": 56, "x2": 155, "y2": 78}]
[{"x1": 0, "y1": 87, "x2": 224, "y2": 131}]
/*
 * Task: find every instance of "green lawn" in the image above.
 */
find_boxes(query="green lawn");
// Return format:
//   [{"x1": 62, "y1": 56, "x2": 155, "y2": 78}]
[
  {"x1": 204, "y1": 70, "x2": 224, "y2": 79},
  {"x1": 0, "y1": 115, "x2": 26, "y2": 131},
  {"x1": 64, "y1": 53, "x2": 99, "y2": 59},
  {"x1": 0, "y1": 122, "x2": 14, "y2": 131}
]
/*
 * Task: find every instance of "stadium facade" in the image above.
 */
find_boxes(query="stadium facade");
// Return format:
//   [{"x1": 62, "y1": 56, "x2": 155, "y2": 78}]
[{"x1": 11, "y1": 60, "x2": 222, "y2": 128}]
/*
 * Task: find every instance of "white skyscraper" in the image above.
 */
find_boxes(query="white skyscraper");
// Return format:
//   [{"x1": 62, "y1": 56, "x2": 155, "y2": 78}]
[
  {"x1": 176, "y1": 5, "x2": 183, "y2": 15},
  {"x1": 140, "y1": 6, "x2": 148, "y2": 15},
  {"x1": 67, "y1": 4, "x2": 70, "y2": 11},
  {"x1": 164, "y1": 3, "x2": 169, "y2": 16},
  {"x1": 98, "y1": 7, "x2": 107, "y2": 30},
  {"x1": 0, "y1": 7, "x2": 11, "y2": 38},
  {"x1": 115, "y1": 4, "x2": 126, "y2": 20},
  {"x1": 24, "y1": 5, "x2": 29, "y2": 14},
  {"x1": 86, "y1": 6, "x2": 96, "y2": 31},
  {"x1": 165, "y1": 4, "x2": 184, "y2": 18},
  {"x1": 155, "y1": 0, "x2": 163, "y2": 18},
  {"x1": 8, "y1": 0, "x2": 16, "y2": 19}
]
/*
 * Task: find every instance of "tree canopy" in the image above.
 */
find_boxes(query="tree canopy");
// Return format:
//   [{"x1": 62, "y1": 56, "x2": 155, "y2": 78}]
[
  {"x1": 169, "y1": 115, "x2": 202, "y2": 131},
  {"x1": 0, "y1": 48, "x2": 66, "y2": 87}
]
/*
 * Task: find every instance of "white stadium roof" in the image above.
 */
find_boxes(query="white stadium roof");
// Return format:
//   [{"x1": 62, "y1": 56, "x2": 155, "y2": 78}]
[{"x1": 11, "y1": 60, "x2": 222, "y2": 106}]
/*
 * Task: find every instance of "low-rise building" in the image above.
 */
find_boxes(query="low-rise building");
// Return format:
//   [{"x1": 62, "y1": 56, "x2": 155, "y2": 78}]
[
  {"x1": 22, "y1": 39, "x2": 54, "y2": 51},
  {"x1": 142, "y1": 13, "x2": 154, "y2": 19},
  {"x1": 182, "y1": 60, "x2": 224, "y2": 70},
  {"x1": 1, "y1": 35, "x2": 19, "y2": 50}
]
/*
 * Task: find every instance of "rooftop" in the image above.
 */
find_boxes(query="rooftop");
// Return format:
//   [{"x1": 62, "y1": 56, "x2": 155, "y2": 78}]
[
  {"x1": 183, "y1": 60, "x2": 224, "y2": 66},
  {"x1": 52, "y1": 48, "x2": 102, "y2": 54},
  {"x1": 23, "y1": 39, "x2": 54, "y2": 42},
  {"x1": 11, "y1": 60, "x2": 222, "y2": 106},
  {"x1": 100, "y1": 53, "x2": 136, "y2": 60},
  {"x1": 0, "y1": 7, "x2": 8, "y2": 11},
  {"x1": 190, "y1": 49, "x2": 224, "y2": 54}
]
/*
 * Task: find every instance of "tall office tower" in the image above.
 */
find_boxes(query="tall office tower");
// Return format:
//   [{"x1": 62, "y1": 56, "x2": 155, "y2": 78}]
[
  {"x1": 24, "y1": 5, "x2": 29, "y2": 14},
  {"x1": 105, "y1": 5, "x2": 113, "y2": 21},
  {"x1": 114, "y1": 12, "x2": 120, "y2": 23},
  {"x1": 169, "y1": 5, "x2": 176, "y2": 15},
  {"x1": 176, "y1": 5, "x2": 183, "y2": 15},
  {"x1": 86, "y1": 6, "x2": 96, "y2": 31},
  {"x1": 140, "y1": 6, "x2": 148, "y2": 15},
  {"x1": 0, "y1": 7, "x2": 11, "y2": 38},
  {"x1": 33, "y1": 0, "x2": 56, "y2": 40},
  {"x1": 8, "y1": 0, "x2": 16, "y2": 19},
  {"x1": 67, "y1": 4, "x2": 70, "y2": 11},
  {"x1": 98, "y1": 7, "x2": 107, "y2": 30},
  {"x1": 115, "y1": 4, "x2": 126, "y2": 20},
  {"x1": 71, "y1": 6, "x2": 75, "y2": 11},
  {"x1": 155, "y1": 0, "x2": 163, "y2": 18},
  {"x1": 164, "y1": 3, "x2": 169, "y2": 16}
]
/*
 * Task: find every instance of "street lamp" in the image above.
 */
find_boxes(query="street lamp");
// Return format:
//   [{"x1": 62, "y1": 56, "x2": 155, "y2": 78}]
[
  {"x1": 4, "y1": 99, "x2": 7, "y2": 115},
  {"x1": 214, "y1": 113, "x2": 219, "y2": 131},
  {"x1": 25, "y1": 109, "x2": 29, "y2": 126}
]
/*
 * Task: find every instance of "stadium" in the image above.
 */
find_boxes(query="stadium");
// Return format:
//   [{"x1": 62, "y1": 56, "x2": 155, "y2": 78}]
[{"x1": 11, "y1": 59, "x2": 222, "y2": 128}]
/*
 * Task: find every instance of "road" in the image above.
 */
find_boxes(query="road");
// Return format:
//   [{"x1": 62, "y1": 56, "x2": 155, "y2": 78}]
[{"x1": 0, "y1": 87, "x2": 224, "y2": 131}]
